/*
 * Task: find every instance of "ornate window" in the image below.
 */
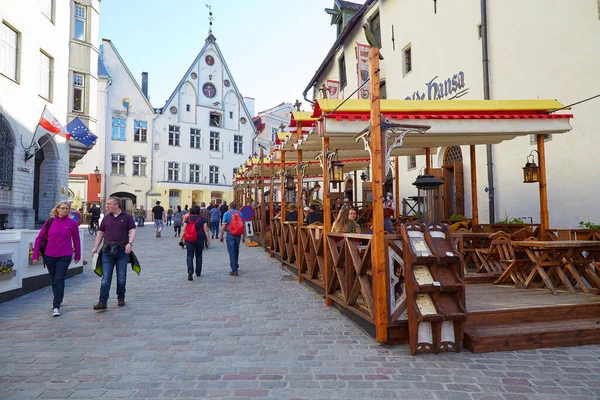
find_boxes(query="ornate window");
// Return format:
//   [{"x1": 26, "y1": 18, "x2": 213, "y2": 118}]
[
  {"x1": 0, "y1": 114, "x2": 14, "y2": 189},
  {"x1": 443, "y1": 146, "x2": 463, "y2": 165}
]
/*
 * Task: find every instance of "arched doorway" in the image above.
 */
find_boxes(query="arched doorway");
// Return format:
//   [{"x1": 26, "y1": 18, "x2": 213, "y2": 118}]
[
  {"x1": 442, "y1": 146, "x2": 464, "y2": 218},
  {"x1": 33, "y1": 134, "x2": 61, "y2": 222},
  {"x1": 110, "y1": 191, "x2": 136, "y2": 215},
  {"x1": 210, "y1": 191, "x2": 223, "y2": 205}
]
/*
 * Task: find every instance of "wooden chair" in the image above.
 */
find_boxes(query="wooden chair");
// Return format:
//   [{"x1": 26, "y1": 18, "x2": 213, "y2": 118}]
[
  {"x1": 511, "y1": 227, "x2": 535, "y2": 241},
  {"x1": 474, "y1": 232, "x2": 512, "y2": 273}
]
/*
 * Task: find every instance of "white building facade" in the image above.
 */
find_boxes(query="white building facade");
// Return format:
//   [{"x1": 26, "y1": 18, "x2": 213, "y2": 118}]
[
  {"x1": 305, "y1": 0, "x2": 600, "y2": 228},
  {"x1": 253, "y1": 102, "x2": 294, "y2": 154}
]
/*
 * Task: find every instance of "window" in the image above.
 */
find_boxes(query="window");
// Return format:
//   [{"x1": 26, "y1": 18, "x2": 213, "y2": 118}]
[
  {"x1": 189, "y1": 164, "x2": 200, "y2": 183},
  {"x1": 190, "y1": 128, "x2": 201, "y2": 149},
  {"x1": 271, "y1": 127, "x2": 278, "y2": 143},
  {"x1": 1, "y1": 23, "x2": 18, "y2": 81},
  {"x1": 338, "y1": 54, "x2": 347, "y2": 89},
  {"x1": 233, "y1": 167, "x2": 239, "y2": 177},
  {"x1": 210, "y1": 131, "x2": 220, "y2": 151},
  {"x1": 168, "y1": 125, "x2": 180, "y2": 146},
  {"x1": 74, "y1": 4, "x2": 86, "y2": 41},
  {"x1": 477, "y1": 24, "x2": 482, "y2": 39},
  {"x1": 0, "y1": 113, "x2": 15, "y2": 189},
  {"x1": 168, "y1": 162, "x2": 180, "y2": 181},
  {"x1": 132, "y1": 156, "x2": 146, "y2": 176},
  {"x1": 39, "y1": 51, "x2": 52, "y2": 100},
  {"x1": 134, "y1": 120, "x2": 147, "y2": 142},
  {"x1": 111, "y1": 117, "x2": 126, "y2": 140},
  {"x1": 233, "y1": 135, "x2": 243, "y2": 154},
  {"x1": 403, "y1": 45, "x2": 412, "y2": 76},
  {"x1": 209, "y1": 165, "x2": 219, "y2": 184},
  {"x1": 210, "y1": 112, "x2": 221, "y2": 127},
  {"x1": 530, "y1": 134, "x2": 552, "y2": 145},
  {"x1": 186, "y1": 104, "x2": 190, "y2": 112},
  {"x1": 380, "y1": 79, "x2": 387, "y2": 100},
  {"x1": 72, "y1": 72, "x2": 84, "y2": 112},
  {"x1": 111, "y1": 154, "x2": 125, "y2": 175},
  {"x1": 229, "y1": 111, "x2": 233, "y2": 119},
  {"x1": 41, "y1": 0, "x2": 53, "y2": 21},
  {"x1": 408, "y1": 155, "x2": 417, "y2": 171}
]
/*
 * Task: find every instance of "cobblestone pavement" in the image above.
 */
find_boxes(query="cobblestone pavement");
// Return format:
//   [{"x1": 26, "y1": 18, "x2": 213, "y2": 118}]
[{"x1": 1, "y1": 225, "x2": 600, "y2": 399}]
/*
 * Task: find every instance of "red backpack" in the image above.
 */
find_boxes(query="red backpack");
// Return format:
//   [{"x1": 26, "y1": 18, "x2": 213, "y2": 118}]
[
  {"x1": 183, "y1": 216, "x2": 201, "y2": 241},
  {"x1": 229, "y1": 212, "x2": 244, "y2": 236}
]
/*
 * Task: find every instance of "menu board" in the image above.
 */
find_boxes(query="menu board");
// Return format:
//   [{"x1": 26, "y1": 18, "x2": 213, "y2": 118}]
[
  {"x1": 410, "y1": 237, "x2": 432, "y2": 257},
  {"x1": 416, "y1": 293, "x2": 437, "y2": 316},
  {"x1": 414, "y1": 265, "x2": 434, "y2": 286}
]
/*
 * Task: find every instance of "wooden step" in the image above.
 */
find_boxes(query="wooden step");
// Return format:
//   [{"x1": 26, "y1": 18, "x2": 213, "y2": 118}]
[
  {"x1": 464, "y1": 317, "x2": 600, "y2": 353},
  {"x1": 466, "y1": 302, "x2": 600, "y2": 326}
]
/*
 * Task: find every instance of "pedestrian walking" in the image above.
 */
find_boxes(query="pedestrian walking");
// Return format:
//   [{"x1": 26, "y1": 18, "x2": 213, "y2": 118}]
[
  {"x1": 32, "y1": 200, "x2": 81, "y2": 317},
  {"x1": 173, "y1": 205, "x2": 184, "y2": 237},
  {"x1": 137, "y1": 206, "x2": 145, "y2": 227},
  {"x1": 152, "y1": 200, "x2": 166, "y2": 238},
  {"x1": 219, "y1": 201, "x2": 246, "y2": 276},
  {"x1": 182, "y1": 206, "x2": 210, "y2": 280},
  {"x1": 209, "y1": 205, "x2": 221, "y2": 239},
  {"x1": 91, "y1": 197, "x2": 136, "y2": 310},
  {"x1": 166, "y1": 205, "x2": 173, "y2": 226},
  {"x1": 219, "y1": 201, "x2": 229, "y2": 221}
]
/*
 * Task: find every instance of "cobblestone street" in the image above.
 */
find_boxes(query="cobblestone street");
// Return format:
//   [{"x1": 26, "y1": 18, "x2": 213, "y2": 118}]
[{"x1": 1, "y1": 226, "x2": 599, "y2": 399}]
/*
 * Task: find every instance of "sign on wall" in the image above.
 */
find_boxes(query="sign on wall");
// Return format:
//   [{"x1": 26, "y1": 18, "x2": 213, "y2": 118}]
[
  {"x1": 405, "y1": 71, "x2": 468, "y2": 100},
  {"x1": 356, "y1": 43, "x2": 370, "y2": 99},
  {"x1": 326, "y1": 80, "x2": 340, "y2": 99}
]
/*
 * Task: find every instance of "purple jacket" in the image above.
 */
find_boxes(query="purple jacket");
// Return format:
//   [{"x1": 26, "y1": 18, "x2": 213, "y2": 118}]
[{"x1": 33, "y1": 216, "x2": 81, "y2": 260}]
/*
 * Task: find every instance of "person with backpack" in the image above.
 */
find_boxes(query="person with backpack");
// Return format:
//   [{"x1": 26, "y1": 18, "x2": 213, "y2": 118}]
[
  {"x1": 173, "y1": 205, "x2": 184, "y2": 237},
  {"x1": 219, "y1": 201, "x2": 246, "y2": 276},
  {"x1": 182, "y1": 205, "x2": 210, "y2": 280},
  {"x1": 32, "y1": 200, "x2": 81, "y2": 317}
]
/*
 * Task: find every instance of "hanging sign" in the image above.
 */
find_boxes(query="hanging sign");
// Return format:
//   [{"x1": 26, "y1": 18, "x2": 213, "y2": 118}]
[{"x1": 356, "y1": 43, "x2": 370, "y2": 99}]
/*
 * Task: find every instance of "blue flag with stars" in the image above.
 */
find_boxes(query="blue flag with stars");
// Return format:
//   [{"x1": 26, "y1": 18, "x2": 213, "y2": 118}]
[{"x1": 67, "y1": 117, "x2": 97, "y2": 146}]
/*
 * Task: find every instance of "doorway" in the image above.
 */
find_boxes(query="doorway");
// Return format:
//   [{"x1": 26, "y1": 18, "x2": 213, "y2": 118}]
[
  {"x1": 441, "y1": 146, "x2": 464, "y2": 219},
  {"x1": 33, "y1": 134, "x2": 60, "y2": 222},
  {"x1": 110, "y1": 191, "x2": 137, "y2": 215}
]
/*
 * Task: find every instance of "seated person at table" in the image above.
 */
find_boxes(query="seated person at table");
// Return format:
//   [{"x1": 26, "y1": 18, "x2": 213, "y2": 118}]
[
  {"x1": 332, "y1": 208, "x2": 360, "y2": 234},
  {"x1": 285, "y1": 204, "x2": 298, "y2": 222},
  {"x1": 302, "y1": 207, "x2": 310, "y2": 224},
  {"x1": 306, "y1": 205, "x2": 323, "y2": 225},
  {"x1": 348, "y1": 208, "x2": 362, "y2": 233}
]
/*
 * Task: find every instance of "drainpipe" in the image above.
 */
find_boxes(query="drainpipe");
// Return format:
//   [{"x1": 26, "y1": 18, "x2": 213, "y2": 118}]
[
  {"x1": 303, "y1": 86, "x2": 315, "y2": 107},
  {"x1": 481, "y1": 0, "x2": 495, "y2": 223}
]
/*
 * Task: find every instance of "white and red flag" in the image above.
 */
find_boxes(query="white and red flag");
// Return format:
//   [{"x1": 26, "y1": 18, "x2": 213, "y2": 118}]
[{"x1": 39, "y1": 108, "x2": 70, "y2": 139}]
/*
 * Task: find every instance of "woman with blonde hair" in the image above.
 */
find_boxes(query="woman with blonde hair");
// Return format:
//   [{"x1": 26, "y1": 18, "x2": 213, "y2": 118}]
[
  {"x1": 32, "y1": 200, "x2": 81, "y2": 317},
  {"x1": 331, "y1": 208, "x2": 361, "y2": 234}
]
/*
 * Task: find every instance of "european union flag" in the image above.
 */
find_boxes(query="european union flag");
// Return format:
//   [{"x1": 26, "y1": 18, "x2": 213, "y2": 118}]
[{"x1": 67, "y1": 117, "x2": 98, "y2": 146}]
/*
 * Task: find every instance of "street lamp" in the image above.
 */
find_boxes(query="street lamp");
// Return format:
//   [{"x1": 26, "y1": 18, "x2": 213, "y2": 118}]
[
  {"x1": 285, "y1": 170, "x2": 295, "y2": 192},
  {"x1": 523, "y1": 150, "x2": 540, "y2": 183},
  {"x1": 93, "y1": 166, "x2": 101, "y2": 183},
  {"x1": 413, "y1": 174, "x2": 444, "y2": 224},
  {"x1": 330, "y1": 160, "x2": 345, "y2": 184}
]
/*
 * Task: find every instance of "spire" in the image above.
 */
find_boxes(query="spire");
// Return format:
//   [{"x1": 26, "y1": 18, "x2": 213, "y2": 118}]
[{"x1": 205, "y1": 2, "x2": 216, "y2": 43}]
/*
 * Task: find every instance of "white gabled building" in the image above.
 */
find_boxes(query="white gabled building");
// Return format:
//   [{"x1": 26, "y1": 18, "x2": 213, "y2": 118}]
[
  {"x1": 152, "y1": 32, "x2": 255, "y2": 209},
  {"x1": 253, "y1": 102, "x2": 295, "y2": 154}
]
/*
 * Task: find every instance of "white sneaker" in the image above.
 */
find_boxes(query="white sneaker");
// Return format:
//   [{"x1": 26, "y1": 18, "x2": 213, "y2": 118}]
[{"x1": 52, "y1": 308, "x2": 60, "y2": 317}]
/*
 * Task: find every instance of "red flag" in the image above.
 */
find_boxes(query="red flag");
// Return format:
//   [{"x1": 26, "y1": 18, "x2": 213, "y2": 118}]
[{"x1": 39, "y1": 108, "x2": 70, "y2": 139}]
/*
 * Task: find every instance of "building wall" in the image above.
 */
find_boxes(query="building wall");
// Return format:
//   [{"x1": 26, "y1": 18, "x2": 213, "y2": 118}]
[{"x1": 0, "y1": 0, "x2": 71, "y2": 228}]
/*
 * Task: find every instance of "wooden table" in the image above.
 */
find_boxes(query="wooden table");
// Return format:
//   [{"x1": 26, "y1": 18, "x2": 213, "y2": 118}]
[
  {"x1": 452, "y1": 232, "x2": 492, "y2": 272},
  {"x1": 512, "y1": 240, "x2": 600, "y2": 295}
]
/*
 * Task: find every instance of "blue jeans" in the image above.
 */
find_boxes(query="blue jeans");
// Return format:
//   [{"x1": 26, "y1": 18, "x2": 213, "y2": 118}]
[
  {"x1": 210, "y1": 221, "x2": 219, "y2": 237},
  {"x1": 186, "y1": 236, "x2": 205, "y2": 275},
  {"x1": 99, "y1": 247, "x2": 128, "y2": 304},
  {"x1": 137, "y1": 217, "x2": 144, "y2": 227},
  {"x1": 226, "y1": 234, "x2": 241, "y2": 273},
  {"x1": 167, "y1": 216, "x2": 172, "y2": 226},
  {"x1": 44, "y1": 255, "x2": 72, "y2": 309}
]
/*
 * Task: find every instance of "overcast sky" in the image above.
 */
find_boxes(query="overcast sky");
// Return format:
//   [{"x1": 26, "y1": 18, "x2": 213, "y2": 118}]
[{"x1": 99, "y1": 0, "x2": 339, "y2": 114}]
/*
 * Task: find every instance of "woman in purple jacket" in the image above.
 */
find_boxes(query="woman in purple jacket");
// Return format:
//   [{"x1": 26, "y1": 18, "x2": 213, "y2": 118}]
[{"x1": 32, "y1": 200, "x2": 81, "y2": 317}]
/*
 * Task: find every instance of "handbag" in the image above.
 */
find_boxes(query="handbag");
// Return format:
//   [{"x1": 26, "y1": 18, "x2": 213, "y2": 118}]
[{"x1": 39, "y1": 217, "x2": 54, "y2": 257}]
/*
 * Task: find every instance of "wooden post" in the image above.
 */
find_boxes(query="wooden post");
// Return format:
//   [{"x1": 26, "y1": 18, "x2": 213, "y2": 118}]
[
  {"x1": 425, "y1": 148, "x2": 431, "y2": 173},
  {"x1": 297, "y1": 149, "x2": 304, "y2": 283},
  {"x1": 353, "y1": 170, "x2": 358, "y2": 208},
  {"x1": 537, "y1": 135, "x2": 549, "y2": 239},
  {"x1": 253, "y1": 163, "x2": 258, "y2": 206},
  {"x1": 369, "y1": 47, "x2": 388, "y2": 343},
  {"x1": 269, "y1": 159, "x2": 274, "y2": 255},
  {"x1": 322, "y1": 135, "x2": 332, "y2": 307},
  {"x1": 280, "y1": 151, "x2": 286, "y2": 223},
  {"x1": 260, "y1": 148, "x2": 266, "y2": 237},
  {"x1": 394, "y1": 156, "x2": 400, "y2": 219},
  {"x1": 470, "y1": 145, "x2": 479, "y2": 224}
]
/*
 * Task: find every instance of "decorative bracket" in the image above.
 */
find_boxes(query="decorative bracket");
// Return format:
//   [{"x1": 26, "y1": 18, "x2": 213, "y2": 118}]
[
  {"x1": 296, "y1": 161, "x2": 309, "y2": 179},
  {"x1": 354, "y1": 116, "x2": 431, "y2": 176}
]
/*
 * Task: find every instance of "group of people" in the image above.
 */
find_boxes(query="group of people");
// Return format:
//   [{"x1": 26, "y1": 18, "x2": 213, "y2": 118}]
[{"x1": 31, "y1": 197, "x2": 247, "y2": 317}]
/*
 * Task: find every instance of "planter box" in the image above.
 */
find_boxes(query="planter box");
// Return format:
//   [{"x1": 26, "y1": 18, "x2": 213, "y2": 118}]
[{"x1": 0, "y1": 270, "x2": 16, "y2": 280}]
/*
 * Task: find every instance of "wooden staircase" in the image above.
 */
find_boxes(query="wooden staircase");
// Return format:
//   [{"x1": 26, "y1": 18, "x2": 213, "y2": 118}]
[{"x1": 464, "y1": 302, "x2": 600, "y2": 353}]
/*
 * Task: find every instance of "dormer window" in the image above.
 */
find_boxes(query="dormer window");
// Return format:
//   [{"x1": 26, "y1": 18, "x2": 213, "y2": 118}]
[{"x1": 209, "y1": 112, "x2": 221, "y2": 127}]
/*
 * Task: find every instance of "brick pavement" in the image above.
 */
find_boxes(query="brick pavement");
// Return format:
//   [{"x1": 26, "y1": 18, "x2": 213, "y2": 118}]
[{"x1": 0, "y1": 225, "x2": 599, "y2": 399}]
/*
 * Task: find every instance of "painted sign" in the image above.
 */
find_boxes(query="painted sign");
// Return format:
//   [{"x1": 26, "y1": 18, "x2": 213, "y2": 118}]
[
  {"x1": 326, "y1": 79, "x2": 340, "y2": 99},
  {"x1": 356, "y1": 43, "x2": 370, "y2": 99},
  {"x1": 405, "y1": 71, "x2": 468, "y2": 100},
  {"x1": 240, "y1": 205, "x2": 255, "y2": 221},
  {"x1": 245, "y1": 220, "x2": 254, "y2": 237}
]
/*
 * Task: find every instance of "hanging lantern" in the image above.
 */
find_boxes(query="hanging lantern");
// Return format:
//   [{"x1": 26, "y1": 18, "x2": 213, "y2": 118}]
[
  {"x1": 330, "y1": 160, "x2": 345, "y2": 184},
  {"x1": 413, "y1": 174, "x2": 444, "y2": 224},
  {"x1": 285, "y1": 172, "x2": 296, "y2": 191},
  {"x1": 523, "y1": 150, "x2": 540, "y2": 183}
]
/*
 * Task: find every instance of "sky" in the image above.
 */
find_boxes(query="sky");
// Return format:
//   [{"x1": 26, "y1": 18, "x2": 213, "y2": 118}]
[{"x1": 99, "y1": 0, "x2": 339, "y2": 114}]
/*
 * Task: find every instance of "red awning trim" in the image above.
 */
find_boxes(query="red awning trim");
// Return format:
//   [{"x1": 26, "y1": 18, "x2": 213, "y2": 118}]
[
  {"x1": 290, "y1": 115, "x2": 317, "y2": 127},
  {"x1": 325, "y1": 111, "x2": 573, "y2": 120}
]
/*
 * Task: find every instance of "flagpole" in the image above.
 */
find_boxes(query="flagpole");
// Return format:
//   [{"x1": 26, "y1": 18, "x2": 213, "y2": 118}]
[{"x1": 23, "y1": 105, "x2": 47, "y2": 161}]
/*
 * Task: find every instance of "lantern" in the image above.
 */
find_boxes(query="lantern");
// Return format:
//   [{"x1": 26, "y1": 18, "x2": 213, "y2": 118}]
[
  {"x1": 330, "y1": 160, "x2": 345, "y2": 184},
  {"x1": 523, "y1": 150, "x2": 540, "y2": 183},
  {"x1": 285, "y1": 172, "x2": 296, "y2": 192},
  {"x1": 413, "y1": 174, "x2": 444, "y2": 224}
]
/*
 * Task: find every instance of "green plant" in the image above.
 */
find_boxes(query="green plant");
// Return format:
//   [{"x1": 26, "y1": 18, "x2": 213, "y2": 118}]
[
  {"x1": 450, "y1": 214, "x2": 468, "y2": 221},
  {"x1": 578, "y1": 221, "x2": 600, "y2": 230},
  {"x1": 496, "y1": 216, "x2": 524, "y2": 224}
]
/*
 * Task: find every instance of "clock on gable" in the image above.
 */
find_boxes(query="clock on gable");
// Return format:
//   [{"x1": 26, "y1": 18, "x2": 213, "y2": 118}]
[
  {"x1": 205, "y1": 55, "x2": 214, "y2": 66},
  {"x1": 202, "y1": 82, "x2": 217, "y2": 98}
]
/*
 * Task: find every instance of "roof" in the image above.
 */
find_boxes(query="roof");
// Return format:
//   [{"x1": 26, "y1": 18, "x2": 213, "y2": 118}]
[
  {"x1": 338, "y1": 0, "x2": 363, "y2": 11},
  {"x1": 303, "y1": 0, "x2": 378, "y2": 98},
  {"x1": 97, "y1": 45, "x2": 110, "y2": 78}
]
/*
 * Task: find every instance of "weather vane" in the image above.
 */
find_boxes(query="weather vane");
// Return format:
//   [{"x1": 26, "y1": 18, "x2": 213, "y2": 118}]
[{"x1": 206, "y1": 2, "x2": 214, "y2": 34}]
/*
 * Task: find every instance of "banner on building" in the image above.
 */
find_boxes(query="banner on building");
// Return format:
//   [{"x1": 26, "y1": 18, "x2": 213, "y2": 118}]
[
  {"x1": 326, "y1": 79, "x2": 340, "y2": 99},
  {"x1": 356, "y1": 43, "x2": 370, "y2": 99},
  {"x1": 39, "y1": 107, "x2": 70, "y2": 139}
]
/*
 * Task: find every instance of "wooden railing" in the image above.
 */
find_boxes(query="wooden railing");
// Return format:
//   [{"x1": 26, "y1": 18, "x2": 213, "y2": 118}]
[
  {"x1": 269, "y1": 218, "x2": 282, "y2": 256},
  {"x1": 281, "y1": 222, "x2": 298, "y2": 267},
  {"x1": 298, "y1": 225, "x2": 325, "y2": 288},
  {"x1": 545, "y1": 229, "x2": 600, "y2": 241},
  {"x1": 472, "y1": 223, "x2": 540, "y2": 238}
]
